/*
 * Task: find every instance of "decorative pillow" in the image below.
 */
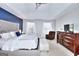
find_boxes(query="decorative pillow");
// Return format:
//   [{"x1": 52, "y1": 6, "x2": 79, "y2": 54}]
[
  {"x1": 10, "y1": 32, "x2": 17, "y2": 38},
  {"x1": 0, "y1": 33, "x2": 11, "y2": 40},
  {"x1": 16, "y1": 32, "x2": 21, "y2": 36}
]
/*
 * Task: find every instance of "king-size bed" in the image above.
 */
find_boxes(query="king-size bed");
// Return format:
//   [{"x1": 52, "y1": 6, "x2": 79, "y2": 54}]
[{"x1": 0, "y1": 32, "x2": 39, "y2": 51}]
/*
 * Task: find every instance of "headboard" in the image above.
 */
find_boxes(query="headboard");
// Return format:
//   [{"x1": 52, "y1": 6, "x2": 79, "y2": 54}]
[{"x1": 0, "y1": 20, "x2": 19, "y2": 34}]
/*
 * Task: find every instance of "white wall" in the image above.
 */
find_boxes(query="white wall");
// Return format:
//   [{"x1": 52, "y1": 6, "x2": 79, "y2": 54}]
[{"x1": 56, "y1": 5, "x2": 79, "y2": 33}]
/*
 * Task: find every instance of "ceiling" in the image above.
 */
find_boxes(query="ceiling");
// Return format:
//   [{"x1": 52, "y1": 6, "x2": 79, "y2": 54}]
[{"x1": 0, "y1": 3, "x2": 72, "y2": 21}]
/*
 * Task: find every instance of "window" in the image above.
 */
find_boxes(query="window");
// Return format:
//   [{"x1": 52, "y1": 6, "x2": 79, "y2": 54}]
[
  {"x1": 43, "y1": 22, "x2": 52, "y2": 35},
  {"x1": 26, "y1": 22, "x2": 36, "y2": 34}
]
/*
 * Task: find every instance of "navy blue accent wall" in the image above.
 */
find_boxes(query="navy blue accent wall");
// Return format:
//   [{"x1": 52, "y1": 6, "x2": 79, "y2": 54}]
[{"x1": 0, "y1": 7, "x2": 23, "y2": 31}]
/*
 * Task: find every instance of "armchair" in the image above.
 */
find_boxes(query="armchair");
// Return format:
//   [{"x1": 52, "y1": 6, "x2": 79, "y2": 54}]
[{"x1": 46, "y1": 31, "x2": 55, "y2": 40}]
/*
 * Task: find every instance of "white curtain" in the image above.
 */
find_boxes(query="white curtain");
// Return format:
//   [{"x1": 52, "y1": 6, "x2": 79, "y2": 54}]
[
  {"x1": 42, "y1": 22, "x2": 53, "y2": 38},
  {"x1": 26, "y1": 22, "x2": 36, "y2": 34},
  {"x1": 51, "y1": 20, "x2": 56, "y2": 31},
  {"x1": 23, "y1": 20, "x2": 27, "y2": 33},
  {"x1": 35, "y1": 21, "x2": 43, "y2": 38}
]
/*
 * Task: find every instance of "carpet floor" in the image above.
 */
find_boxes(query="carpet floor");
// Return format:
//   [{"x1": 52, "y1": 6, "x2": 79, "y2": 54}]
[{"x1": 0, "y1": 39, "x2": 74, "y2": 56}]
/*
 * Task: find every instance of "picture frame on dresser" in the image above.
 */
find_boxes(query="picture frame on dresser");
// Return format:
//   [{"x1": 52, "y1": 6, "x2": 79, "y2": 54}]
[{"x1": 64, "y1": 24, "x2": 74, "y2": 33}]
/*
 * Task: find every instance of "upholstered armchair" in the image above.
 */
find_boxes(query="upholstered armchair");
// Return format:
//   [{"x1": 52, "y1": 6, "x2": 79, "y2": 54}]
[{"x1": 46, "y1": 31, "x2": 55, "y2": 40}]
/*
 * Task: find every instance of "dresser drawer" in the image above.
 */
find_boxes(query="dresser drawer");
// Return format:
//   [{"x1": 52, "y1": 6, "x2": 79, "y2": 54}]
[{"x1": 63, "y1": 39, "x2": 73, "y2": 44}]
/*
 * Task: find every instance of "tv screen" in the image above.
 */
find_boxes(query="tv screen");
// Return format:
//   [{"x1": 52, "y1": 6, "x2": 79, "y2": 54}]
[{"x1": 64, "y1": 24, "x2": 69, "y2": 32}]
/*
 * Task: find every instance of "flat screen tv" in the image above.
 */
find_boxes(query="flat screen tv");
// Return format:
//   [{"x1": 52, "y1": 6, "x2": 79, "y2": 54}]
[{"x1": 64, "y1": 24, "x2": 70, "y2": 32}]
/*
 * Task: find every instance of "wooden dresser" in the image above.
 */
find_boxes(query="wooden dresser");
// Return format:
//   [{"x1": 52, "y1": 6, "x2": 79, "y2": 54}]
[{"x1": 57, "y1": 32, "x2": 79, "y2": 56}]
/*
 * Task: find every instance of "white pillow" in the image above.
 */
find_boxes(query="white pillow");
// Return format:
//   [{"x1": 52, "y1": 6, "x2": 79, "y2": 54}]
[
  {"x1": 10, "y1": 32, "x2": 17, "y2": 38},
  {"x1": 0, "y1": 33, "x2": 11, "y2": 40}
]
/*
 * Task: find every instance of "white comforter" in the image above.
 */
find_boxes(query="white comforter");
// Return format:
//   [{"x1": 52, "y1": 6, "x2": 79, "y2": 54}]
[{"x1": 1, "y1": 34, "x2": 38, "y2": 51}]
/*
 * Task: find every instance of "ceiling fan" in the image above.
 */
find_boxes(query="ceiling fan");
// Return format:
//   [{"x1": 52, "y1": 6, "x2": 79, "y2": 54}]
[{"x1": 35, "y1": 3, "x2": 46, "y2": 9}]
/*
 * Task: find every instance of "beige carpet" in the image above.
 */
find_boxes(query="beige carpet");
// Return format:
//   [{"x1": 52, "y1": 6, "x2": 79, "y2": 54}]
[{"x1": 40, "y1": 40, "x2": 73, "y2": 56}]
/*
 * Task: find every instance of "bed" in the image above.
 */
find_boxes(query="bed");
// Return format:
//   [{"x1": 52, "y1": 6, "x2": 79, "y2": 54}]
[{"x1": 0, "y1": 32, "x2": 39, "y2": 51}]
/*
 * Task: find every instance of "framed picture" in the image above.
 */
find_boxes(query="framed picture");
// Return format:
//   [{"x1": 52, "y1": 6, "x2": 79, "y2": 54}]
[{"x1": 64, "y1": 24, "x2": 74, "y2": 32}]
